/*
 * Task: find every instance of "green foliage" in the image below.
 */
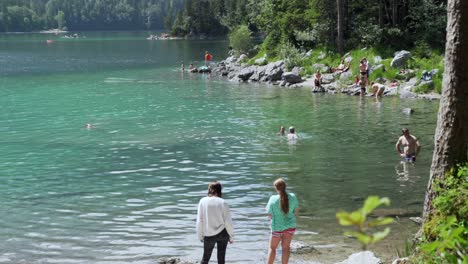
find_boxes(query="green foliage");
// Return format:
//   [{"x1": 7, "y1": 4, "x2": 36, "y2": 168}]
[
  {"x1": 413, "y1": 164, "x2": 468, "y2": 264},
  {"x1": 0, "y1": 0, "x2": 185, "y2": 32},
  {"x1": 336, "y1": 196, "x2": 394, "y2": 250},
  {"x1": 279, "y1": 41, "x2": 302, "y2": 70},
  {"x1": 413, "y1": 41, "x2": 432, "y2": 59},
  {"x1": 229, "y1": 25, "x2": 253, "y2": 54}
]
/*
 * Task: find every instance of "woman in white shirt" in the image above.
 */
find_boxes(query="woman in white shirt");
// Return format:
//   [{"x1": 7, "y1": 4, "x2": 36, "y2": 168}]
[{"x1": 196, "y1": 181, "x2": 234, "y2": 264}]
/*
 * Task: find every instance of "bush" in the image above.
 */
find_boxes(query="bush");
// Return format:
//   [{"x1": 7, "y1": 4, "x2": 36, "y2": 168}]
[
  {"x1": 412, "y1": 164, "x2": 468, "y2": 263},
  {"x1": 229, "y1": 25, "x2": 253, "y2": 55},
  {"x1": 279, "y1": 41, "x2": 302, "y2": 70}
]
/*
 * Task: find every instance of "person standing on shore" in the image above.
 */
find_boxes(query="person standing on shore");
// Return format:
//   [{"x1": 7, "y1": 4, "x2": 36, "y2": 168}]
[
  {"x1": 395, "y1": 128, "x2": 421, "y2": 162},
  {"x1": 205, "y1": 51, "x2": 212, "y2": 67},
  {"x1": 197, "y1": 181, "x2": 234, "y2": 264},
  {"x1": 266, "y1": 178, "x2": 299, "y2": 264}
]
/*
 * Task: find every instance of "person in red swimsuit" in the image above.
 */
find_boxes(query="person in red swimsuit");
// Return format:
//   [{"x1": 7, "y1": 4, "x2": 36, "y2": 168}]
[{"x1": 205, "y1": 51, "x2": 212, "y2": 66}]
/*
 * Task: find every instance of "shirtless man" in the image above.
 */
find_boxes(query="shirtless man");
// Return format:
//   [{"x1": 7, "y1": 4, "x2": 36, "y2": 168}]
[{"x1": 395, "y1": 128, "x2": 421, "y2": 162}]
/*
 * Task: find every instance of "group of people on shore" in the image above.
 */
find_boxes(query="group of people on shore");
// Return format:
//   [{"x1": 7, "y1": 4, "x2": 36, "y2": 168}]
[
  {"x1": 197, "y1": 178, "x2": 299, "y2": 264},
  {"x1": 314, "y1": 57, "x2": 390, "y2": 98}
]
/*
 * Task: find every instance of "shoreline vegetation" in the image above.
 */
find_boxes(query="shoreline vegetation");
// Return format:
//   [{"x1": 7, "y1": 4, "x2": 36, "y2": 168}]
[{"x1": 207, "y1": 45, "x2": 444, "y2": 101}]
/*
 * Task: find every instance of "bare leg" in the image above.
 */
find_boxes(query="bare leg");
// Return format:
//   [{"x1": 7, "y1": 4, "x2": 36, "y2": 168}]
[
  {"x1": 267, "y1": 236, "x2": 281, "y2": 264},
  {"x1": 280, "y1": 233, "x2": 293, "y2": 264}
]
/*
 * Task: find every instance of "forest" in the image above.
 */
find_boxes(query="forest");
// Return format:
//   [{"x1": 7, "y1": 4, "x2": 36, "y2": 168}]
[
  {"x1": 0, "y1": 0, "x2": 447, "y2": 51},
  {"x1": 0, "y1": 0, "x2": 184, "y2": 31}
]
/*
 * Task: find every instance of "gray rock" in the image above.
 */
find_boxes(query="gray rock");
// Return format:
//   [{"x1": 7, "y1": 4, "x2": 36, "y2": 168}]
[
  {"x1": 225, "y1": 56, "x2": 236, "y2": 64},
  {"x1": 339, "y1": 71, "x2": 353, "y2": 81},
  {"x1": 344, "y1": 56, "x2": 353, "y2": 63},
  {"x1": 312, "y1": 65, "x2": 329, "y2": 73},
  {"x1": 312, "y1": 86, "x2": 325, "y2": 93},
  {"x1": 282, "y1": 72, "x2": 303, "y2": 84},
  {"x1": 291, "y1": 66, "x2": 303, "y2": 75},
  {"x1": 237, "y1": 54, "x2": 248, "y2": 63},
  {"x1": 280, "y1": 80, "x2": 287, "y2": 86},
  {"x1": 323, "y1": 82, "x2": 339, "y2": 91},
  {"x1": 237, "y1": 66, "x2": 256, "y2": 82},
  {"x1": 261, "y1": 61, "x2": 285, "y2": 82},
  {"x1": 250, "y1": 65, "x2": 266, "y2": 82},
  {"x1": 400, "y1": 77, "x2": 418, "y2": 92},
  {"x1": 371, "y1": 64, "x2": 385, "y2": 72},
  {"x1": 321, "y1": 73, "x2": 335, "y2": 84},
  {"x1": 374, "y1": 56, "x2": 382, "y2": 64},
  {"x1": 336, "y1": 251, "x2": 382, "y2": 264},
  {"x1": 391, "y1": 50, "x2": 412, "y2": 68},
  {"x1": 254, "y1": 56, "x2": 267, "y2": 65}
]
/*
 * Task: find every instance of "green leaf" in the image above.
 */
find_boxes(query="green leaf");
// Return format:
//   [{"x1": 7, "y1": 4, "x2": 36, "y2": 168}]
[
  {"x1": 368, "y1": 217, "x2": 394, "y2": 227},
  {"x1": 336, "y1": 210, "x2": 365, "y2": 226},
  {"x1": 371, "y1": 227, "x2": 391, "y2": 243},
  {"x1": 345, "y1": 231, "x2": 372, "y2": 245},
  {"x1": 421, "y1": 241, "x2": 440, "y2": 253},
  {"x1": 362, "y1": 196, "x2": 390, "y2": 215}
]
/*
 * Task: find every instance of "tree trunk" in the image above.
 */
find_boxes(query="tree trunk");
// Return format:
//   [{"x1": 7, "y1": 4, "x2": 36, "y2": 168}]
[
  {"x1": 422, "y1": 0, "x2": 468, "y2": 220},
  {"x1": 336, "y1": 0, "x2": 344, "y2": 53}
]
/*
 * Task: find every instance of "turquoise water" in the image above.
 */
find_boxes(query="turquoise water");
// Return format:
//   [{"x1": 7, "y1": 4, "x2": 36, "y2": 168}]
[{"x1": 0, "y1": 32, "x2": 438, "y2": 263}]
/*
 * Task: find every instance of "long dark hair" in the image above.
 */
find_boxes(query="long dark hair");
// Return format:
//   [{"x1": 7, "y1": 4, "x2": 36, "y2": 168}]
[
  {"x1": 274, "y1": 178, "x2": 289, "y2": 214},
  {"x1": 208, "y1": 181, "x2": 222, "y2": 198}
]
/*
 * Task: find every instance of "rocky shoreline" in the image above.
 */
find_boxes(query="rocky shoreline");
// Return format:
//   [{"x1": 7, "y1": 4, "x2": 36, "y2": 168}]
[{"x1": 209, "y1": 50, "x2": 441, "y2": 101}]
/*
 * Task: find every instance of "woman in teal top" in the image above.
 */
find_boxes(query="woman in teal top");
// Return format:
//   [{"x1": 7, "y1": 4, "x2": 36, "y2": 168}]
[{"x1": 266, "y1": 178, "x2": 299, "y2": 264}]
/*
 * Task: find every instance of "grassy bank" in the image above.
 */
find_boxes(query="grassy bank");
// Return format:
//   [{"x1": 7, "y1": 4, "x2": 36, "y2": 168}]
[{"x1": 246, "y1": 44, "x2": 444, "y2": 94}]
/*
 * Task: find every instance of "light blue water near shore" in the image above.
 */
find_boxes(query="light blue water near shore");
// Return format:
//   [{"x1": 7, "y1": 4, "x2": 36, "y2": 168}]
[{"x1": 0, "y1": 32, "x2": 438, "y2": 263}]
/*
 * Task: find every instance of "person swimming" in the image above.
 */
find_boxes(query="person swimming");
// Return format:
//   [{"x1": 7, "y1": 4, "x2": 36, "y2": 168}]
[
  {"x1": 287, "y1": 127, "x2": 298, "y2": 141},
  {"x1": 278, "y1": 126, "x2": 286, "y2": 136}
]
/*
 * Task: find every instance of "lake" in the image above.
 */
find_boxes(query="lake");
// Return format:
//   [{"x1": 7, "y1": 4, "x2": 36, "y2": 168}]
[{"x1": 0, "y1": 31, "x2": 438, "y2": 263}]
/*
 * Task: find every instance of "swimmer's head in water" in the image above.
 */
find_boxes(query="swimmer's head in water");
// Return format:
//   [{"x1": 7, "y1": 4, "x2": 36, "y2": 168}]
[
  {"x1": 289, "y1": 127, "x2": 295, "y2": 133},
  {"x1": 402, "y1": 127, "x2": 409, "y2": 135}
]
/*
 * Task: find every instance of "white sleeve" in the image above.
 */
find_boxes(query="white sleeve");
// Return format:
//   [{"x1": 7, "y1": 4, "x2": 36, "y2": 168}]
[
  {"x1": 196, "y1": 200, "x2": 204, "y2": 241},
  {"x1": 223, "y1": 201, "x2": 234, "y2": 240}
]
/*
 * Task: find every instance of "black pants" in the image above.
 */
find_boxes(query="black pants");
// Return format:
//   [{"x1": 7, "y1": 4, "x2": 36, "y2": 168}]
[{"x1": 201, "y1": 229, "x2": 229, "y2": 264}]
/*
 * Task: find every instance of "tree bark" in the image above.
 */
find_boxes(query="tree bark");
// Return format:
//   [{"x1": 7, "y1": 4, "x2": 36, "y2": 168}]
[
  {"x1": 422, "y1": 0, "x2": 468, "y2": 220},
  {"x1": 336, "y1": 0, "x2": 344, "y2": 53}
]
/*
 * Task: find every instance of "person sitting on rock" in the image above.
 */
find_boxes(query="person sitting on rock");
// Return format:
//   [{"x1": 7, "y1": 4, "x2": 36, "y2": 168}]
[
  {"x1": 332, "y1": 59, "x2": 346, "y2": 73},
  {"x1": 354, "y1": 75, "x2": 360, "y2": 87},
  {"x1": 314, "y1": 70, "x2": 322, "y2": 88}
]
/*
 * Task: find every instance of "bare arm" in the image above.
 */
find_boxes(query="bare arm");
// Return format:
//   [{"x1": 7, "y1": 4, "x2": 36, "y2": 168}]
[
  {"x1": 395, "y1": 138, "x2": 403, "y2": 156},
  {"x1": 416, "y1": 138, "x2": 421, "y2": 155}
]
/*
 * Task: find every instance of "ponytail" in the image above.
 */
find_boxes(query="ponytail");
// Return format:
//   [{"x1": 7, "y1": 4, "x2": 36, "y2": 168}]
[{"x1": 274, "y1": 178, "x2": 289, "y2": 214}]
